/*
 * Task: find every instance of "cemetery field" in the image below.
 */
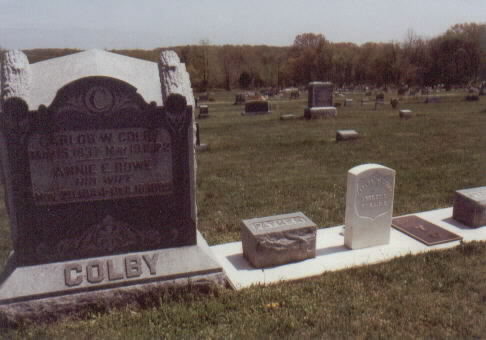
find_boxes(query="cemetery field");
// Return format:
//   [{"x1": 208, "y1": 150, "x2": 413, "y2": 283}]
[{"x1": 1, "y1": 91, "x2": 486, "y2": 337}]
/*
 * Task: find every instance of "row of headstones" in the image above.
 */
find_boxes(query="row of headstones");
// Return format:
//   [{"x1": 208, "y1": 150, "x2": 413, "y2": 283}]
[{"x1": 241, "y1": 163, "x2": 485, "y2": 268}]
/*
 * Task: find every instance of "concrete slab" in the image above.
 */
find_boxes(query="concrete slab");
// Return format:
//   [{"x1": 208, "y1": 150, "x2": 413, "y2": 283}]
[{"x1": 211, "y1": 207, "x2": 485, "y2": 289}]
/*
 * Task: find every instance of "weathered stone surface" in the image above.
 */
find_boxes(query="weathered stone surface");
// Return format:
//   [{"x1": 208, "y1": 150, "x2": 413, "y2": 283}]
[
  {"x1": 0, "y1": 50, "x2": 30, "y2": 110},
  {"x1": 344, "y1": 164, "x2": 395, "y2": 249},
  {"x1": 241, "y1": 212, "x2": 316, "y2": 268},
  {"x1": 159, "y1": 50, "x2": 195, "y2": 109},
  {"x1": 304, "y1": 107, "x2": 337, "y2": 119},
  {"x1": 1, "y1": 76, "x2": 197, "y2": 266},
  {"x1": 336, "y1": 129, "x2": 359, "y2": 141},
  {"x1": 399, "y1": 109, "x2": 413, "y2": 119},
  {"x1": 453, "y1": 186, "x2": 486, "y2": 227}
]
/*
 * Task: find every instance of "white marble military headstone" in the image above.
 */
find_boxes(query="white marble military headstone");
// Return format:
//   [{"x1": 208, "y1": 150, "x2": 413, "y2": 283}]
[{"x1": 344, "y1": 164, "x2": 396, "y2": 249}]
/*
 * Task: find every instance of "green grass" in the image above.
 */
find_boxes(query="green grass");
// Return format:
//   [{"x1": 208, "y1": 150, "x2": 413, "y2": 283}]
[
  {"x1": 1, "y1": 90, "x2": 485, "y2": 337},
  {"x1": 196, "y1": 91, "x2": 485, "y2": 244}
]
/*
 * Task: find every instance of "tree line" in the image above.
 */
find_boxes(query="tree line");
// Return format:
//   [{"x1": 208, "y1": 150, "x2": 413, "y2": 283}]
[{"x1": 14, "y1": 22, "x2": 486, "y2": 91}]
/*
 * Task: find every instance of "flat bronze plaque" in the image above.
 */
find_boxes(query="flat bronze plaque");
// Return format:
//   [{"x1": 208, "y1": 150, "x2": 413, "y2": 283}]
[{"x1": 392, "y1": 215, "x2": 462, "y2": 246}]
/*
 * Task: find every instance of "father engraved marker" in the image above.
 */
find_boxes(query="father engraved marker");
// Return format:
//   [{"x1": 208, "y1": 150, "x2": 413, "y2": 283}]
[{"x1": 241, "y1": 212, "x2": 317, "y2": 268}]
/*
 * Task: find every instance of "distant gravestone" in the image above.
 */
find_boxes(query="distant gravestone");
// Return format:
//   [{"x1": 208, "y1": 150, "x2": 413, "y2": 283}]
[
  {"x1": 280, "y1": 114, "x2": 297, "y2": 120},
  {"x1": 336, "y1": 129, "x2": 359, "y2": 141},
  {"x1": 241, "y1": 212, "x2": 316, "y2": 268},
  {"x1": 304, "y1": 82, "x2": 337, "y2": 119},
  {"x1": 308, "y1": 81, "x2": 333, "y2": 107},
  {"x1": 234, "y1": 93, "x2": 246, "y2": 105},
  {"x1": 344, "y1": 164, "x2": 396, "y2": 249},
  {"x1": 241, "y1": 100, "x2": 270, "y2": 116},
  {"x1": 198, "y1": 104, "x2": 209, "y2": 118},
  {"x1": 399, "y1": 109, "x2": 413, "y2": 119},
  {"x1": 344, "y1": 98, "x2": 353, "y2": 106},
  {"x1": 0, "y1": 49, "x2": 223, "y2": 323},
  {"x1": 453, "y1": 186, "x2": 486, "y2": 227}
]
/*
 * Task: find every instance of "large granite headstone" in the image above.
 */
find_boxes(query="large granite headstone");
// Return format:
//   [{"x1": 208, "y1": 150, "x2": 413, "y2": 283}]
[
  {"x1": 0, "y1": 49, "x2": 224, "y2": 323},
  {"x1": 304, "y1": 81, "x2": 337, "y2": 119},
  {"x1": 344, "y1": 164, "x2": 395, "y2": 249},
  {"x1": 453, "y1": 186, "x2": 486, "y2": 227}
]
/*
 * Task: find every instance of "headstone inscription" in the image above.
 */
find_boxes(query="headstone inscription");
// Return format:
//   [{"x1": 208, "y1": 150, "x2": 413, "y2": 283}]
[
  {"x1": 241, "y1": 212, "x2": 316, "y2": 268},
  {"x1": 0, "y1": 49, "x2": 224, "y2": 321},
  {"x1": 304, "y1": 81, "x2": 337, "y2": 119},
  {"x1": 344, "y1": 164, "x2": 396, "y2": 249},
  {"x1": 453, "y1": 186, "x2": 486, "y2": 227}
]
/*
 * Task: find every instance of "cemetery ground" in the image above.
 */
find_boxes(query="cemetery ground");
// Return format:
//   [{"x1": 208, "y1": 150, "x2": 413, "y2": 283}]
[{"x1": 1, "y1": 90, "x2": 485, "y2": 338}]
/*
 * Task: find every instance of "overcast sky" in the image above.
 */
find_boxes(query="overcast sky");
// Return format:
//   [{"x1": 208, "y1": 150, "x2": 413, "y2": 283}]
[{"x1": 1, "y1": 0, "x2": 485, "y2": 49}]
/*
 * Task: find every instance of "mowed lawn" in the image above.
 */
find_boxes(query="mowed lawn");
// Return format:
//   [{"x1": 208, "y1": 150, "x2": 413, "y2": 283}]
[{"x1": 1, "y1": 90, "x2": 485, "y2": 338}]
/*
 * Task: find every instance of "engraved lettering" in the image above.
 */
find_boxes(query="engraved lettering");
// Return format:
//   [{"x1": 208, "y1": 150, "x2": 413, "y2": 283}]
[
  {"x1": 107, "y1": 259, "x2": 124, "y2": 281},
  {"x1": 251, "y1": 216, "x2": 307, "y2": 231},
  {"x1": 125, "y1": 256, "x2": 142, "y2": 278},
  {"x1": 142, "y1": 253, "x2": 159, "y2": 275},
  {"x1": 28, "y1": 128, "x2": 173, "y2": 205},
  {"x1": 64, "y1": 263, "x2": 83, "y2": 287},
  {"x1": 86, "y1": 261, "x2": 105, "y2": 283}
]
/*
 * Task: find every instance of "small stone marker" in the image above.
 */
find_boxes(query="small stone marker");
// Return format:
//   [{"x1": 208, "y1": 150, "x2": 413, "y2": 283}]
[
  {"x1": 399, "y1": 109, "x2": 413, "y2": 119},
  {"x1": 344, "y1": 98, "x2": 353, "y2": 106},
  {"x1": 280, "y1": 114, "x2": 297, "y2": 120},
  {"x1": 241, "y1": 212, "x2": 317, "y2": 268},
  {"x1": 453, "y1": 186, "x2": 486, "y2": 227},
  {"x1": 336, "y1": 129, "x2": 359, "y2": 141},
  {"x1": 392, "y1": 215, "x2": 462, "y2": 246},
  {"x1": 305, "y1": 107, "x2": 337, "y2": 119},
  {"x1": 344, "y1": 164, "x2": 396, "y2": 249},
  {"x1": 241, "y1": 100, "x2": 270, "y2": 116},
  {"x1": 304, "y1": 81, "x2": 337, "y2": 119},
  {"x1": 198, "y1": 104, "x2": 209, "y2": 118}
]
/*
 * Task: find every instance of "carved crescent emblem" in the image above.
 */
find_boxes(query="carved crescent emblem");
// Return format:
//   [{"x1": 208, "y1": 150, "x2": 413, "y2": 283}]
[{"x1": 85, "y1": 86, "x2": 114, "y2": 113}]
